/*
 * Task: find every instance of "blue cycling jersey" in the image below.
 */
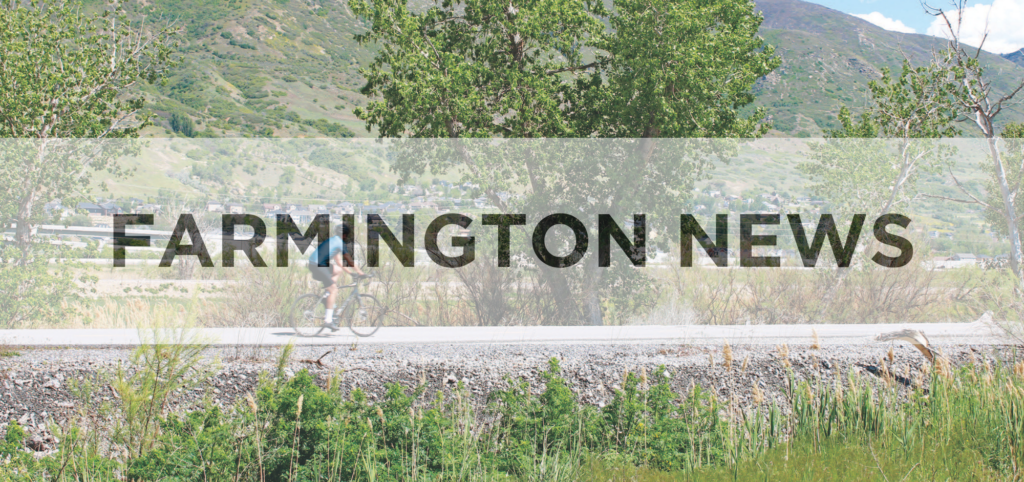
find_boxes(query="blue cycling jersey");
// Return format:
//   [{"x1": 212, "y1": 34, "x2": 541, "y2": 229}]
[{"x1": 309, "y1": 236, "x2": 351, "y2": 266}]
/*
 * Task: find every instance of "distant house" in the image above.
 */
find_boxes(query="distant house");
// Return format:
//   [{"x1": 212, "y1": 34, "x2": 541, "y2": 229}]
[
  {"x1": 77, "y1": 202, "x2": 120, "y2": 216},
  {"x1": 333, "y1": 202, "x2": 356, "y2": 214},
  {"x1": 206, "y1": 201, "x2": 224, "y2": 213},
  {"x1": 382, "y1": 202, "x2": 405, "y2": 214},
  {"x1": 290, "y1": 210, "x2": 315, "y2": 224},
  {"x1": 308, "y1": 204, "x2": 327, "y2": 212},
  {"x1": 135, "y1": 204, "x2": 162, "y2": 214},
  {"x1": 45, "y1": 201, "x2": 68, "y2": 218},
  {"x1": 99, "y1": 202, "x2": 123, "y2": 215},
  {"x1": 224, "y1": 202, "x2": 245, "y2": 215},
  {"x1": 262, "y1": 203, "x2": 282, "y2": 214},
  {"x1": 409, "y1": 201, "x2": 437, "y2": 212},
  {"x1": 285, "y1": 203, "x2": 302, "y2": 213}
]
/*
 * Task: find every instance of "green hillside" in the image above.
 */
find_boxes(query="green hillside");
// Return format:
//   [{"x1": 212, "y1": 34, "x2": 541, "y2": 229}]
[
  {"x1": 752, "y1": 0, "x2": 1024, "y2": 135},
  {"x1": 125, "y1": 0, "x2": 1024, "y2": 140},
  {"x1": 127, "y1": 0, "x2": 377, "y2": 139},
  {"x1": 77, "y1": 0, "x2": 1024, "y2": 220}
]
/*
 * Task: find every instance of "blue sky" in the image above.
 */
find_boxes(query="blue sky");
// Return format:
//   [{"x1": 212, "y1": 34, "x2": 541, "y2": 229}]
[
  {"x1": 805, "y1": 0, "x2": 936, "y2": 33},
  {"x1": 801, "y1": 0, "x2": 1024, "y2": 54}
]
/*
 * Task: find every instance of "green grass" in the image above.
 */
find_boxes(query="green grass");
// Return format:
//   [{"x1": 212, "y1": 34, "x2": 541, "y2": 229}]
[
  {"x1": 3, "y1": 344, "x2": 1023, "y2": 481},
  {"x1": 587, "y1": 362, "x2": 1024, "y2": 481}
]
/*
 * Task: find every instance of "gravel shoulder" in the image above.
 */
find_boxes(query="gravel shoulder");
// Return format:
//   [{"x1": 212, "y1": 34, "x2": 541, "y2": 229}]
[{"x1": 1, "y1": 342, "x2": 1019, "y2": 453}]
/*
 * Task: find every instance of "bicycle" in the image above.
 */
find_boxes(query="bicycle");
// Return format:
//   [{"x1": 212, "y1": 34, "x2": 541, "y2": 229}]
[{"x1": 289, "y1": 273, "x2": 383, "y2": 337}]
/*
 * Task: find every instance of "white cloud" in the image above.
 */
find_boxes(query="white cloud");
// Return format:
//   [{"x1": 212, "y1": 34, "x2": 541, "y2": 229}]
[
  {"x1": 852, "y1": 12, "x2": 917, "y2": 33},
  {"x1": 926, "y1": 0, "x2": 1024, "y2": 54}
]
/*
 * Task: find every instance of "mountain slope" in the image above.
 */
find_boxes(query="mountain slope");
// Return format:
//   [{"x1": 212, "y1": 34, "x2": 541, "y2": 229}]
[
  {"x1": 1004, "y1": 49, "x2": 1024, "y2": 69},
  {"x1": 130, "y1": 0, "x2": 377, "y2": 139},
  {"x1": 83, "y1": 0, "x2": 1024, "y2": 202},
  {"x1": 752, "y1": 0, "x2": 1024, "y2": 135},
  {"x1": 131, "y1": 0, "x2": 1024, "y2": 139}
]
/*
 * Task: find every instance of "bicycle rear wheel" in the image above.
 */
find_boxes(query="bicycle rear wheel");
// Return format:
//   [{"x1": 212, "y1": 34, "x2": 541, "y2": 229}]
[
  {"x1": 290, "y1": 293, "x2": 327, "y2": 337},
  {"x1": 345, "y1": 294, "x2": 383, "y2": 337}
]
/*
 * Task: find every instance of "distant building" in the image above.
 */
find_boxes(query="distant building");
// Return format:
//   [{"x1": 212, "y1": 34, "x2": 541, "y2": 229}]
[
  {"x1": 78, "y1": 202, "x2": 121, "y2": 216},
  {"x1": 333, "y1": 202, "x2": 356, "y2": 214},
  {"x1": 289, "y1": 210, "x2": 315, "y2": 224},
  {"x1": 135, "y1": 204, "x2": 162, "y2": 214},
  {"x1": 409, "y1": 201, "x2": 437, "y2": 212}
]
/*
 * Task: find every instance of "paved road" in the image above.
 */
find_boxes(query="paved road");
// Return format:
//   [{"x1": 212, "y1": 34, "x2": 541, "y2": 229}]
[{"x1": 0, "y1": 320, "x2": 1012, "y2": 347}]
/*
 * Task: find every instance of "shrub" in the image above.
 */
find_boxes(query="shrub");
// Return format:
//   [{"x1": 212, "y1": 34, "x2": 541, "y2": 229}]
[{"x1": 169, "y1": 112, "x2": 196, "y2": 137}]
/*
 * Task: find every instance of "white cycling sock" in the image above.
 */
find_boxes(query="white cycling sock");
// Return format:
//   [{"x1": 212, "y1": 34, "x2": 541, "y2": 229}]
[{"x1": 324, "y1": 309, "x2": 334, "y2": 324}]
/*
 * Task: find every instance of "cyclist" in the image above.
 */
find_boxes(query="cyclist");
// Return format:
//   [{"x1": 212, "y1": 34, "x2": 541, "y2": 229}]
[{"x1": 308, "y1": 223, "x2": 366, "y2": 330}]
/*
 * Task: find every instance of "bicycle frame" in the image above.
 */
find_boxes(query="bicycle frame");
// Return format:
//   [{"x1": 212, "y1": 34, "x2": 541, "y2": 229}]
[{"x1": 319, "y1": 280, "x2": 363, "y2": 321}]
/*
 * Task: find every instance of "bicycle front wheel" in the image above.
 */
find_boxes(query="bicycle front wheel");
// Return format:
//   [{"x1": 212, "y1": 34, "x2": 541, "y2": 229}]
[
  {"x1": 345, "y1": 294, "x2": 383, "y2": 337},
  {"x1": 290, "y1": 293, "x2": 327, "y2": 337}
]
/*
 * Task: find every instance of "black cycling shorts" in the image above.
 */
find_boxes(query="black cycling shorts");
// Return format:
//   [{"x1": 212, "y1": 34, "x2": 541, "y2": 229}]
[{"x1": 308, "y1": 263, "x2": 335, "y2": 288}]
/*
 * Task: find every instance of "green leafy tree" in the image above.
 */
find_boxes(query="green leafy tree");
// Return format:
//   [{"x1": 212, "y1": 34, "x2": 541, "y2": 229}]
[
  {"x1": 0, "y1": 1, "x2": 173, "y2": 327},
  {"x1": 0, "y1": 0, "x2": 175, "y2": 261},
  {"x1": 798, "y1": 61, "x2": 961, "y2": 317},
  {"x1": 914, "y1": 1, "x2": 1024, "y2": 290},
  {"x1": 170, "y1": 112, "x2": 196, "y2": 137},
  {"x1": 982, "y1": 123, "x2": 1023, "y2": 262},
  {"x1": 280, "y1": 166, "x2": 296, "y2": 185},
  {"x1": 351, "y1": 0, "x2": 603, "y2": 139},
  {"x1": 352, "y1": 0, "x2": 778, "y2": 325},
  {"x1": 801, "y1": 61, "x2": 960, "y2": 219}
]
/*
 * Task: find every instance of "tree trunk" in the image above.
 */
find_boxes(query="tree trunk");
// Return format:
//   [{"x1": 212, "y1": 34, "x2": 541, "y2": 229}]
[
  {"x1": 817, "y1": 138, "x2": 920, "y2": 319},
  {"x1": 14, "y1": 192, "x2": 35, "y2": 267},
  {"x1": 986, "y1": 137, "x2": 1024, "y2": 287},
  {"x1": 14, "y1": 143, "x2": 44, "y2": 266},
  {"x1": 542, "y1": 267, "x2": 582, "y2": 325},
  {"x1": 584, "y1": 261, "x2": 605, "y2": 326}
]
